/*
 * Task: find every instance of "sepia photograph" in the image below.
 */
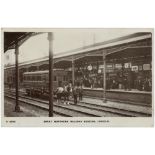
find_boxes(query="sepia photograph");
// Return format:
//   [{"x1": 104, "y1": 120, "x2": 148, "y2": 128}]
[
  {"x1": 1, "y1": 1, "x2": 155, "y2": 155},
  {"x1": 1, "y1": 28, "x2": 153, "y2": 127}
]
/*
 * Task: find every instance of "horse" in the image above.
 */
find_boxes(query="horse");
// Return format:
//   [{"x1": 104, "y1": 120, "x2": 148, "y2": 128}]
[{"x1": 55, "y1": 84, "x2": 72, "y2": 104}]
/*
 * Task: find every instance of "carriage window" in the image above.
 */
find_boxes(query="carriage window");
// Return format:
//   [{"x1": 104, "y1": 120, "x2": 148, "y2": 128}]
[
  {"x1": 28, "y1": 76, "x2": 32, "y2": 81},
  {"x1": 35, "y1": 76, "x2": 38, "y2": 81},
  {"x1": 32, "y1": 76, "x2": 35, "y2": 81},
  {"x1": 29, "y1": 76, "x2": 31, "y2": 81},
  {"x1": 45, "y1": 74, "x2": 48, "y2": 81},
  {"x1": 37, "y1": 76, "x2": 40, "y2": 81},
  {"x1": 38, "y1": 76, "x2": 41, "y2": 81},
  {"x1": 42, "y1": 75, "x2": 46, "y2": 81},
  {"x1": 63, "y1": 76, "x2": 66, "y2": 81},
  {"x1": 28, "y1": 76, "x2": 31, "y2": 81},
  {"x1": 46, "y1": 75, "x2": 49, "y2": 81},
  {"x1": 54, "y1": 76, "x2": 57, "y2": 81}
]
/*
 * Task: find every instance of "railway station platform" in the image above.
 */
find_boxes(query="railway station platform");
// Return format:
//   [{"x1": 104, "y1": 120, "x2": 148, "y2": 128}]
[
  {"x1": 5, "y1": 87, "x2": 152, "y2": 107},
  {"x1": 83, "y1": 88, "x2": 152, "y2": 106}
]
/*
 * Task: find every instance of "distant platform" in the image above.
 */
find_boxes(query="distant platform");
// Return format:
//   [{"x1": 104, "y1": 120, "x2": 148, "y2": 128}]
[{"x1": 83, "y1": 88, "x2": 152, "y2": 106}]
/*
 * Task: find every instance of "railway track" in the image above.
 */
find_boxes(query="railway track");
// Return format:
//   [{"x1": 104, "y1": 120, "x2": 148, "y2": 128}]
[
  {"x1": 5, "y1": 94, "x2": 70, "y2": 117},
  {"x1": 72, "y1": 102, "x2": 151, "y2": 117},
  {"x1": 4, "y1": 91, "x2": 151, "y2": 117},
  {"x1": 5, "y1": 93, "x2": 101, "y2": 117}
]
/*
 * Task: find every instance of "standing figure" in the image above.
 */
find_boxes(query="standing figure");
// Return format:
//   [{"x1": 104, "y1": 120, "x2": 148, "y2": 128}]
[
  {"x1": 67, "y1": 83, "x2": 72, "y2": 102},
  {"x1": 112, "y1": 79, "x2": 116, "y2": 89},
  {"x1": 79, "y1": 85, "x2": 83, "y2": 101},
  {"x1": 123, "y1": 76, "x2": 128, "y2": 90},
  {"x1": 127, "y1": 71, "x2": 132, "y2": 91},
  {"x1": 137, "y1": 79, "x2": 143, "y2": 91},
  {"x1": 144, "y1": 77, "x2": 151, "y2": 91},
  {"x1": 73, "y1": 86, "x2": 78, "y2": 104}
]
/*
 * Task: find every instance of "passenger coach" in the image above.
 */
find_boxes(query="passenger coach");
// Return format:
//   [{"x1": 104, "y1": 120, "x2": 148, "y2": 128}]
[{"x1": 23, "y1": 69, "x2": 67, "y2": 96}]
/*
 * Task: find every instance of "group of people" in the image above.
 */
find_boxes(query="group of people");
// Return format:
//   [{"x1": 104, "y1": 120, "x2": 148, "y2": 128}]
[
  {"x1": 106, "y1": 76, "x2": 152, "y2": 91},
  {"x1": 106, "y1": 76, "x2": 132, "y2": 90},
  {"x1": 135, "y1": 77, "x2": 152, "y2": 91},
  {"x1": 55, "y1": 83, "x2": 83, "y2": 105}
]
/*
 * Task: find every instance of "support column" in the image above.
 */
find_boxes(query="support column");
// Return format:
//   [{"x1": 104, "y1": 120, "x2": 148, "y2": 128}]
[
  {"x1": 72, "y1": 57, "x2": 75, "y2": 87},
  {"x1": 15, "y1": 43, "x2": 20, "y2": 112},
  {"x1": 48, "y1": 32, "x2": 54, "y2": 117},
  {"x1": 102, "y1": 51, "x2": 107, "y2": 103}
]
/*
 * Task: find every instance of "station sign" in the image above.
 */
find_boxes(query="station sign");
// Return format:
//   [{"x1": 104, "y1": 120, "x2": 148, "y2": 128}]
[
  {"x1": 99, "y1": 65, "x2": 104, "y2": 69},
  {"x1": 107, "y1": 64, "x2": 113, "y2": 68},
  {"x1": 109, "y1": 73, "x2": 117, "y2": 77},
  {"x1": 115, "y1": 64, "x2": 122, "y2": 69},
  {"x1": 131, "y1": 66, "x2": 138, "y2": 72},
  {"x1": 107, "y1": 69, "x2": 113, "y2": 73},
  {"x1": 124, "y1": 62, "x2": 131, "y2": 68},
  {"x1": 99, "y1": 64, "x2": 113, "y2": 69},
  {"x1": 143, "y1": 64, "x2": 150, "y2": 70}
]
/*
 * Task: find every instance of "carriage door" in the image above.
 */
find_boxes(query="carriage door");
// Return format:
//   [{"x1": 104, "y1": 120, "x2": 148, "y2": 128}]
[{"x1": 57, "y1": 75, "x2": 63, "y2": 87}]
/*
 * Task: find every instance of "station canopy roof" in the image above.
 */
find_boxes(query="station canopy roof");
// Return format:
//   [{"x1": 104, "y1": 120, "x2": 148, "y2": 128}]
[
  {"x1": 53, "y1": 32, "x2": 152, "y2": 59},
  {"x1": 4, "y1": 32, "x2": 151, "y2": 53},
  {"x1": 4, "y1": 32, "x2": 152, "y2": 69},
  {"x1": 4, "y1": 32, "x2": 37, "y2": 52}
]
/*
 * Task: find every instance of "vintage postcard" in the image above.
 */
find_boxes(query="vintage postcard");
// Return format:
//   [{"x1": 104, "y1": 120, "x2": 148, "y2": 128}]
[{"x1": 1, "y1": 28, "x2": 154, "y2": 127}]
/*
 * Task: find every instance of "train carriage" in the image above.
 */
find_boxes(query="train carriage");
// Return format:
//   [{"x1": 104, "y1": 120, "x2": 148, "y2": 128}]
[
  {"x1": 23, "y1": 69, "x2": 67, "y2": 96},
  {"x1": 4, "y1": 68, "x2": 16, "y2": 89}
]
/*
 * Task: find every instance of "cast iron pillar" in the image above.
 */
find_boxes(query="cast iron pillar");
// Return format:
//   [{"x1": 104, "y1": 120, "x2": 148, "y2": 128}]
[
  {"x1": 72, "y1": 56, "x2": 75, "y2": 87},
  {"x1": 48, "y1": 32, "x2": 54, "y2": 117},
  {"x1": 15, "y1": 42, "x2": 20, "y2": 112},
  {"x1": 102, "y1": 51, "x2": 107, "y2": 103}
]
